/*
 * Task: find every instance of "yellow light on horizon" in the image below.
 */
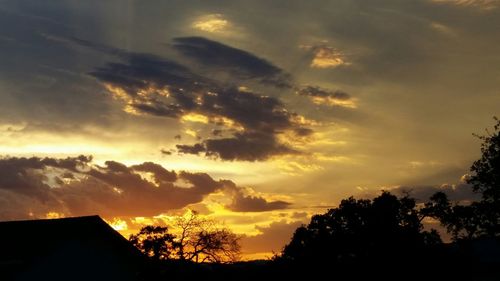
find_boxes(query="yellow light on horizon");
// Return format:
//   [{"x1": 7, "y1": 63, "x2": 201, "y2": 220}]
[{"x1": 45, "y1": 212, "x2": 65, "y2": 219}]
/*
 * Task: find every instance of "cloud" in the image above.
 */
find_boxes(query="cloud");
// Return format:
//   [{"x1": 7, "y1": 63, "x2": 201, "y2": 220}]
[
  {"x1": 227, "y1": 193, "x2": 291, "y2": 212},
  {"x1": 130, "y1": 162, "x2": 177, "y2": 183},
  {"x1": 222, "y1": 180, "x2": 292, "y2": 212},
  {"x1": 172, "y1": 36, "x2": 291, "y2": 88},
  {"x1": 384, "y1": 179, "x2": 480, "y2": 203},
  {"x1": 0, "y1": 155, "x2": 285, "y2": 220},
  {"x1": 241, "y1": 220, "x2": 303, "y2": 254},
  {"x1": 179, "y1": 131, "x2": 300, "y2": 161},
  {"x1": 80, "y1": 37, "x2": 312, "y2": 161},
  {"x1": 297, "y1": 85, "x2": 356, "y2": 108},
  {"x1": 300, "y1": 44, "x2": 350, "y2": 69},
  {"x1": 226, "y1": 192, "x2": 291, "y2": 212},
  {"x1": 175, "y1": 143, "x2": 206, "y2": 155},
  {"x1": 430, "y1": 0, "x2": 499, "y2": 10},
  {"x1": 192, "y1": 14, "x2": 230, "y2": 33}
]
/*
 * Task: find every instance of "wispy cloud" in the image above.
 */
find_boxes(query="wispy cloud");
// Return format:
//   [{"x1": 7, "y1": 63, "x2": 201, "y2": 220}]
[{"x1": 430, "y1": 0, "x2": 499, "y2": 10}]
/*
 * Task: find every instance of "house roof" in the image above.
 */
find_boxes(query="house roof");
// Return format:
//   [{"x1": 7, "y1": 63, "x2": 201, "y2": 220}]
[{"x1": 0, "y1": 216, "x2": 145, "y2": 281}]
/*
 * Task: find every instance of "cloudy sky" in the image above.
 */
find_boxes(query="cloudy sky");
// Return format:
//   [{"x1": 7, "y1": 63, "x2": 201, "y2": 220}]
[{"x1": 0, "y1": 0, "x2": 499, "y2": 259}]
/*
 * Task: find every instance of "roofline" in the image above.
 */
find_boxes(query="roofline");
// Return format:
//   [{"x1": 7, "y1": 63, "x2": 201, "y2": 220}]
[{"x1": 0, "y1": 215, "x2": 103, "y2": 224}]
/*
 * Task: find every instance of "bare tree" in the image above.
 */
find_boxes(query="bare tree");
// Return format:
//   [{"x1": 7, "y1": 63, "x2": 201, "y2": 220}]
[
  {"x1": 129, "y1": 211, "x2": 241, "y2": 263},
  {"x1": 174, "y1": 211, "x2": 241, "y2": 263}
]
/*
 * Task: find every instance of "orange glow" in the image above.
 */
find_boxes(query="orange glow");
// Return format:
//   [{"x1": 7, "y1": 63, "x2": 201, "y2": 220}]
[
  {"x1": 45, "y1": 212, "x2": 65, "y2": 219},
  {"x1": 106, "y1": 218, "x2": 128, "y2": 231}
]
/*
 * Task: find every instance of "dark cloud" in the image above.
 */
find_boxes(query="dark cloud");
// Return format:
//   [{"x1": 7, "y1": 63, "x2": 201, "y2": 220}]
[
  {"x1": 0, "y1": 155, "x2": 91, "y2": 197},
  {"x1": 224, "y1": 181, "x2": 291, "y2": 212},
  {"x1": 176, "y1": 143, "x2": 206, "y2": 155},
  {"x1": 0, "y1": 155, "x2": 94, "y2": 220},
  {"x1": 179, "y1": 131, "x2": 299, "y2": 161},
  {"x1": 160, "y1": 149, "x2": 173, "y2": 155},
  {"x1": 0, "y1": 155, "x2": 287, "y2": 220},
  {"x1": 387, "y1": 182, "x2": 480, "y2": 203},
  {"x1": 297, "y1": 85, "x2": 354, "y2": 107},
  {"x1": 131, "y1": 162, "x2": 177, "y2": 183},
  {"x1": 227, "y1": 193, "x2": 291, "y2": 212},
  {"x1": 80, "y1": 37, "x2": 311, "y2": 161},
  {"x1": 293, "y1": 127, "x2": 314, "y2": 137},
  {"x1": 298, "y1": 85, "x2": 350, "y2": 100},
  {"x1": 172, "y1": 36, "x2": 291, "y2": 88}
]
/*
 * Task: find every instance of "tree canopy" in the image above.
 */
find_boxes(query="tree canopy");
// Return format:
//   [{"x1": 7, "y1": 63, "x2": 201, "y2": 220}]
[
  {"x1": 424, "y1": 117, "x2": 500, "y2": 240},
  {"x1": 281, "y1": 192, "x2": 441, "y2": 264}
]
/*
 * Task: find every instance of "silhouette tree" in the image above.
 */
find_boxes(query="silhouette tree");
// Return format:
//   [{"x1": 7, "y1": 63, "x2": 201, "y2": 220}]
[
  {"x1": 424, "y1": 117, "x2": 500, "y2": 240},
  {"x1": 129, "y1": 226, "x2": 176, "y2": 260},
  {"x1": 129, "y1": 211, "x2": 241, "y2": 263},
  {"x1": 281, "y1": 192, "x2": 441, "y2": 265},
  {"x1": 174, "y1": 211, "x2": 241, "y2": 263}
]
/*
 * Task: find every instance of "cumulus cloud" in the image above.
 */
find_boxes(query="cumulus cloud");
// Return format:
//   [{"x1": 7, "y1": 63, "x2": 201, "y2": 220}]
[
  {"x1": 297, "y1": 85, "x2": 356, "y2": 108},
  {"x1": 130, "y1": 162, "x2": 177, "y2": 183},
  {"x1": 227, "y1": 193, "x2": 290, "y2": 212},
  {"x1": 225, "y1": 188, "x2": 291, "y2": 212},
  {"x1": 0, "y1": 155, "x2": 290, "y2": 220}
]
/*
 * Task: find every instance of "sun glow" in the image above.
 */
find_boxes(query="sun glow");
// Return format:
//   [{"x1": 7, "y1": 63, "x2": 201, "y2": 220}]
[
  {"x1": 107, "y1": 218, "x2": 129, "y2": 231},
  {"x1": 192, "y1": 14, "x2": 229, "y2": 33},
  {"x1": 45, "y1": 212, "x2": 65, "y2": 219}
]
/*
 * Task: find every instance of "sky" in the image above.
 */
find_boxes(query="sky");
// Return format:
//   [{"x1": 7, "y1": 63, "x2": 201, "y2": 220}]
[{"x1": 0, "y1": 0, "x2": 499, "y2": 259}]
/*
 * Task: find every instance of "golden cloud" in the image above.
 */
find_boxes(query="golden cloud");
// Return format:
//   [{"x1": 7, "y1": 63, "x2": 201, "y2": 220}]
[
  {"x1": 192, "y1": 14, "x2": 230, "y2": 33},
  {"x1": 301, "y1": 45, "x2": 351, "y2": 69}
]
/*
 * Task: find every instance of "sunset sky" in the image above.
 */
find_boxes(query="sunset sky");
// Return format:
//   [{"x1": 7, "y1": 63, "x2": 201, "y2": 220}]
[{"x1": 0, "y1": 0, "x2": 499, "y2": 259}]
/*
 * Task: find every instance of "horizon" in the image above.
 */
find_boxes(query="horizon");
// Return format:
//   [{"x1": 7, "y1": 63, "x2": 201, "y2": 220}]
[{"x1": 0, "y1": 0, "x2": 499, "y2": 260}]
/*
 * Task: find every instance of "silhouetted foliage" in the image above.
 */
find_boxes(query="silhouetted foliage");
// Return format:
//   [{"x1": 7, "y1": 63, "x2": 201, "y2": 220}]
[
  {"x1": 424, "y1": 117, "x2": 500, "y2": 240},
  {"x1": 281, "y1": 192, "x2": 441, "y2": 265},
  {"x1": 129, "y1": 211, "x2": 241, "y2": 263},
  {"x1": 470, "y1": 117, "x2": 500, "y2": 201},
  {"x1": 129, "y1": 226, "x2": 176, "y2": 260}
]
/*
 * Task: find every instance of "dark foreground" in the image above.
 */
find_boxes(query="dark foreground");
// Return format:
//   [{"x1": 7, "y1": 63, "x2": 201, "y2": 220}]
[{"x1": 1, "y1": 216, "x2": 500, "y2": 281}]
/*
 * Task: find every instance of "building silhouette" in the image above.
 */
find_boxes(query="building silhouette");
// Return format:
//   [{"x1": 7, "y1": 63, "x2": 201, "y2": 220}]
[{"x1": 0, "y1": 216, "x2": 144, "y2": 281}]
